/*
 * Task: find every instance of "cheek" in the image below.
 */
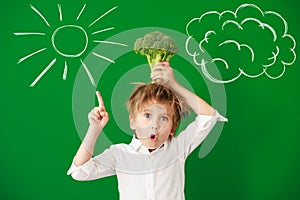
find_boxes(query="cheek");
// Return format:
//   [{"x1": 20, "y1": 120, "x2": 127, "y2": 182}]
[
  {"x1": 161, "y1": 121, "x2": 173, "y2": 132},
  {"x1": 135, "y1": 117, "x2": 150, "y2": 127}
]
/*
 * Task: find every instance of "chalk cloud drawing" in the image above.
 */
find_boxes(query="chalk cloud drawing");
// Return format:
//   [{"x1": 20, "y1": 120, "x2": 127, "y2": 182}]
[
  {"x1": 14, "y1": 4, "x2": 127, "y2": 87},
  {"x1": 185, "y1": 4, "x2": 296, "y2": 83}
]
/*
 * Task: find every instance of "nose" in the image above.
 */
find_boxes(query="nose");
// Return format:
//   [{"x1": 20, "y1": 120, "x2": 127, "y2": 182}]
[{"x1": 151, "y1": 119, "x2": 159, "y2": 131}]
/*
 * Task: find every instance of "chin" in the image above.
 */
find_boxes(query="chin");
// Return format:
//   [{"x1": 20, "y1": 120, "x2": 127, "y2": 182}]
[{"x1": 148, "y1": 142, "x2": 162, "y2": 149}]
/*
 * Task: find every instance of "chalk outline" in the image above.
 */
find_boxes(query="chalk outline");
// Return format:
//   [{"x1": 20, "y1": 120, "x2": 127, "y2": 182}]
[
  {"x1": 51, "y1": 24, "x2": 89, "y2": 58},
  {"x1": 199, "y1": 30, "x2": 216, "y2": 53},
  {"x1": 14, "y1": 4, "x2": 127, "y2": 87},
  {"x1": 185, "y1": 3, "x2": 297, "y2": 83},
  {"x1": 219, "y1": 40, "x2": 255, "y2": 62},
  {"x1": 241, "y1": 18, "x2": 277, "y2": 42}
]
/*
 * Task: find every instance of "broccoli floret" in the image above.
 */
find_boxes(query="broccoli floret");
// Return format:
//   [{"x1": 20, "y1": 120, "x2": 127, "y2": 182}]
[{"x1": 134, "y1": 31, "x2": 178, "y2": 69}]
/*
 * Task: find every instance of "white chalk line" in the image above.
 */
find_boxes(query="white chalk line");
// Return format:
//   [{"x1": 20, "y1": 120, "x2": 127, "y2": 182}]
[
  {"x1": 236, "y1": 4, "x2": 264, "y2": 17},
  {"x1": 185, "y1": 3, "x2": 297, "y2": 83},
  {"x1": 264, "y1": 12, "x2": 296, "y2": 67},
  {"x1": 240, "y1": 68, "x2": 266, "y2": 78},
  {"x1": 265, "y1": 11, "x2": 288, "y2": 34},
  {"x1": 241, "y1": 18, "x2": 277, "y2": 42},
  {"x1": 263, "y1": 46, "x2": 279, "y2": 67},
  {"x1": 76, "y1": 4, "x2": 86, "y2": 21},
  {"x1": 265, "y1": 66, "x2": 285, "y2": 79},
  {"x1": 93, "y1": 40, "x2": 127, "y2": 47},
  {"x1": 14, "y1": 32, "x2": 45, "y2": 36},
  {"x1": 202, "y1": 59, "x2": 242, "y2": 84},
  {"x1": 282, "y1": 49, "x2": 296, "y2": 66},
  {"x1": 92, "y1": 27, "x2": 115, "y2": 35},
  {"x1": 185, "y1": 36, "x2": 199, "y2": 57},
  {"x1": 212, "y1": 58, "x2": 229, "y2": 69},
  {"x1": 30, "y1": 58, "x2": 57, "y2": 87},
  {"x1": 186, "y1": 3, "x2": 266, "y2": 36},
  {"x1": 199, "y1": 30, "x2": 216, "y2": 53},
  {"x1": 80, "y1": 59, "x2": 95, "y2": 86},
  {"x1": 51, "y1": 25, "x2": 88, "y2": 58},
  {"x1": 18, "y1": 48, "x2": 47, "y2": 64},
  {"x1": 30, "y1": 4, "x2": 50, "y2": 27},
  {"x1": 192, "y1": 52, "x2": 202, "y2": 66},
  {"x1": 92, "y1": 52, "x2": 115, "y2": 63},
  {"x1": 222, "y1": 20, "x2": 243, "y2": 30},
  {"x1": 58, "y1": 4, "x2": 62, "y2": 22},
  {"x1": 63, "y1": 61, "x2": 67, "y2": 80},
  {"x1": 88, "y1": 6, "x2": 117, "y2": 28},
  {"x1": 219, "y1": 40, "x2": 255, "y2": 62}
]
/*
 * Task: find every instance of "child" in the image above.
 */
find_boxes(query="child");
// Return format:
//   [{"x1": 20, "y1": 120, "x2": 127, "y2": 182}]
[{"x1": 67, "y1": 62, "x2": 227, "y2": 200}]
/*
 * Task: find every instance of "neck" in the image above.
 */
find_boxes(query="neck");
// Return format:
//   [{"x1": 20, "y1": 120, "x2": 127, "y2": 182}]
[{"x1": 148, "y1": 148, "x2": 156, "y2": 153}]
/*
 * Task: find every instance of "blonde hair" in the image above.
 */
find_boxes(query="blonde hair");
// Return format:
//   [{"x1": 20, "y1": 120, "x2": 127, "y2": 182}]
[{"x1": 127, "y1": 83, "x2": 182, "y2": 132}]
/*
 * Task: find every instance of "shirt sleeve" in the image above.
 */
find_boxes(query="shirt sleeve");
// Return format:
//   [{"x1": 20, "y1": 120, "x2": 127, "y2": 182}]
[
  {"x1": 67, "y1": 146, "x2": 116, "y2": 181},
  {"x1": 175, "y1": 110, "x2": 228, "y2": 159}
]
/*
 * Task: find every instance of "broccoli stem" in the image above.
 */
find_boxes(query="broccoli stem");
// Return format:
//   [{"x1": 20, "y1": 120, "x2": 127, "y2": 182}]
[
  {"x1": 146, "y1": 55, "x2": 152, "y2": 68},
  {"x1": 165, "y1": 55, "x2": 172, "y2": 62}
]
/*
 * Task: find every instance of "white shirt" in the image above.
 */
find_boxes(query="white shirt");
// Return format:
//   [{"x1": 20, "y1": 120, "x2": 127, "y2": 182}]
[{"x1": 67, "y1": 111, "x2": 227, "y2": 200}]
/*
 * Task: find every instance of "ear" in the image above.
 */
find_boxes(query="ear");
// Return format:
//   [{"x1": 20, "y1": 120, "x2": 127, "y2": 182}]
[
  {"x1": 129, "y1": 114, "x2": 135, "y2": 130},
  {"x1": 170, "y1": 122, "x2": 178, "y2": 135}
]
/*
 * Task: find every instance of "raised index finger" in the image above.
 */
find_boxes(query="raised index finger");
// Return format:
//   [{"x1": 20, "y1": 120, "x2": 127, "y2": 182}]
[{"x1": 96, "y1": 91, "x2": 104, "y2": 107}]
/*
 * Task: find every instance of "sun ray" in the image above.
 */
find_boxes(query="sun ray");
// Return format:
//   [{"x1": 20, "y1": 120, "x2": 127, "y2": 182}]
[
  {"x1": 30, "y1": 4, "x2": 51, "y2": 27},
  {"x1": 80, "y1": 59, "x2": 95, "y2": 86},
  {"x1": 13, "y1": 32, "x2": 45, "y2": 36},
  {"x1": 76, "y1": 4, "x2": 86, "y2": 21},
  {"x1": 92, "y1": 27, "x2": 115, "y2": 35},
  {"x1": 92, "y1": 52, "x2": 115, "y2": 63},
  {"x1": 18, "y1": 48, "x2": 47, "y2": 64},
  {"x1": 88, "y1": 6, "x2": 117, "y2": 28},
  {"x1": 63, "y1": 61, "x2": 68, "y2": 80},
  {"x1": 58, "y1": 4, "x2": 62, "y2": 21},
  {"x1": 93, "y1": 40, "x2": 127, "y2": 47},
  {"x1": 16, "y1": 4, "x2": 124, "y2": 88},
  {"x1": 30, "y1": 58, "x2": 57, "y2": 87}
]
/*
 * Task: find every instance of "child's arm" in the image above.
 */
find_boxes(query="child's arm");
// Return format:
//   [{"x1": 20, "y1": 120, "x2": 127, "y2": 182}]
[
  {"x1": 152, "y1": 62, "x2": 227, "y2": 157},
  {"x1": 151, "y1": 62, "x2": 215, "y2": 116},
  {"x1": 73, "y1": 91, "x2": 109, "y2": 166}
]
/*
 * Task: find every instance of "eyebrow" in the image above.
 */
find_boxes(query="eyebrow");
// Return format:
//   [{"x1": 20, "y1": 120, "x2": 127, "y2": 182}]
[{"x1": 141, "y1": 109, "x2": 170, "y2": 116}]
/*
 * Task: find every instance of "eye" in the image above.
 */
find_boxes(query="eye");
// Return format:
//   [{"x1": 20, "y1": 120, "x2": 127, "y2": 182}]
[
  {"x1": 143, "y1": 113, "x2": 151, "y2": 118},
  {"x1": 161, "y1": 116, "x2": 168, "y2": 122}
]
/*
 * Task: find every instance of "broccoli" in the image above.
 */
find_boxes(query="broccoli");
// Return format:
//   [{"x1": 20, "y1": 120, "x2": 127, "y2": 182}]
[{"x1": 134, "y1": 31, "x2": 178, "y2": 69}]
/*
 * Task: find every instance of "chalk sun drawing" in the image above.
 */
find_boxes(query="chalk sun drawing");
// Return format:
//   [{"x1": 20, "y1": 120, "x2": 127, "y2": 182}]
[
  {"x1": 185, "y1": 3, "x2": 296, "y2": 83},
  {"x1": 14, "y1": 4, "x2": 127, "y2": 87}
]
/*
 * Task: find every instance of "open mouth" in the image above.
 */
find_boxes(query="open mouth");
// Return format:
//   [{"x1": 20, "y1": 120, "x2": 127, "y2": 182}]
[{"x1": 150, "y1": 134, "x2": 157, "y2": 141}]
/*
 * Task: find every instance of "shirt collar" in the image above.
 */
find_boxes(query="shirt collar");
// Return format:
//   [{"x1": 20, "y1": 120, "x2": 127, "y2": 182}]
[
  {"x1": 129, "y1": 137, "x2": 171, "y2": 153},
  {"x1": 130, "y1": 137, "x2": 143, "y2": 151}
]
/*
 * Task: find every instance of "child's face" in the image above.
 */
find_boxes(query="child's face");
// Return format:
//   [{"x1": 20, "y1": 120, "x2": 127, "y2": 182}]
[{"x1": 130, "y1": 102, "x2": 174, "y2": 151}]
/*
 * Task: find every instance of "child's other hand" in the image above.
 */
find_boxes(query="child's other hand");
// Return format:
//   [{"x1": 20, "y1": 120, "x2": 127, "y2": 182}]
[
  {"x1": 88, "y1": 91, "x2": 109, "y2": 132},
  {"x1": 151, "y1": 62, "x2": 176, "y2": 86}
]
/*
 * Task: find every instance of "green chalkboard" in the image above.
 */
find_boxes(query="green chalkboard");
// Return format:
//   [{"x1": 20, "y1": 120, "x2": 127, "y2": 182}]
[{"x1": 1, "y1": 0, "x2": 299, "y2": 199}]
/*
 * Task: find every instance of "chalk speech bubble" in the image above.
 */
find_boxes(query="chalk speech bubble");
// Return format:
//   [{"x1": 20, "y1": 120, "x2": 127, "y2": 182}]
[{"x1": 185, "y1": 4, "x2": 296, "y2": 83}]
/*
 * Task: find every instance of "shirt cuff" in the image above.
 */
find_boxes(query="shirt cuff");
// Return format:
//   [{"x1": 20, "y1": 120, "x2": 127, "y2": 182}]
[
  {"x1": 195, "y1": 110, "x2": 228, "y2": 127},
  {"x1": 67, "y1": 158, "x2": 94, "y2": 176}
]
